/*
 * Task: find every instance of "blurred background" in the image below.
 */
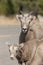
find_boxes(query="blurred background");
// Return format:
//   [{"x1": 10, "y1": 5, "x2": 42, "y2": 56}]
[{"x1": 0, "y1": 0, "x2": 43, "y2": 16}]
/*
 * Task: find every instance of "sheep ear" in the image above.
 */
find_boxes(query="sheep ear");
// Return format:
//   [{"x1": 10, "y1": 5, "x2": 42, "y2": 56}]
[
  {"x1": 19, "y1": 43, "x2": 24, "y2": 48},
  {"x1": 20, "y1": 11, "x2": 24, "y2": 16},
  {"x1": 16, "y1": 15, "x2": 22, "y2": 23}
]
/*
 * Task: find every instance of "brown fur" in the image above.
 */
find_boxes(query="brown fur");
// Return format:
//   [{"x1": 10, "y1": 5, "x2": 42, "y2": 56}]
[
  {"x1": 17, "y1": 39, "x2": 43, "y2": 65},
  {"x1": 30, "y1": 18, "x2": 43, "y2": 39},
  {"x1": 19, "y1": 17, "x2": 43, "y2": 44}
]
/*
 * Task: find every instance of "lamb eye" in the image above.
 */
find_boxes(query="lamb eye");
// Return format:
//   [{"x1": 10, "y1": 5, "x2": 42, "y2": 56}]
[{"x1": 9, "y1": 49, "x2": 10, "y2": 52}]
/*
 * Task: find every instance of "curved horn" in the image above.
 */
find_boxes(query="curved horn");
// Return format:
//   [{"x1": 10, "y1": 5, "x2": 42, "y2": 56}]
[
  {"x1": 28, "y1": 11, "x2": 33, "y2": 17},
  {"x1": 20, "y1": 11, "x2": 24, "y2": 16}
]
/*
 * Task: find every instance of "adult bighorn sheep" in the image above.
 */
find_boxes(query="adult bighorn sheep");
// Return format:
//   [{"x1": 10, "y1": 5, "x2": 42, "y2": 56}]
[
  {"x1": 7, "y1": 39, "x2": 43, "y2": 65},
  {"x1": 16, "y1": 11, "x2": 43, "y2": 43},
  {"x1": 16, "y1": 11, "x2": 35, "y2": 44}
]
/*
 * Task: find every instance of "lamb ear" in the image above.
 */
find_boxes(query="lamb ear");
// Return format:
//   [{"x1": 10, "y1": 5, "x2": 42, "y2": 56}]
[
  {"x1": 6, "y1": 42, "x2": 11, "y2": 47},
  {"x1": 19, "y1": 43, "x2": 24, "y2": 48}
]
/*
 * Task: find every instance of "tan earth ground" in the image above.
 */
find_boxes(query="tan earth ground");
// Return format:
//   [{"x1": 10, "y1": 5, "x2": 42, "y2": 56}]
[
  {"x1": 0, "y1": 15, "x2": 20, "y2": 26},
  {"x1": 0, "y1": 15, "x2": 43, "y2": 26}
]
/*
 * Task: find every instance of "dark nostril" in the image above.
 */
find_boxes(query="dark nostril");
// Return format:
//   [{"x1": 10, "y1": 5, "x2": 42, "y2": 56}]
[
  {"x1": 23, "y1": 28, "x2": 26, "y2": 30},
  {"x1": 10, "y1": 57, "x2": 13, "y2": 60}
]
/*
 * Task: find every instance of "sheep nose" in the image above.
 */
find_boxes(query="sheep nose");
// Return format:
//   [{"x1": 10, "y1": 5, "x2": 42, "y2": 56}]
[{"x1": 23, "y1": 28, "x2": 27, "y2": 30}]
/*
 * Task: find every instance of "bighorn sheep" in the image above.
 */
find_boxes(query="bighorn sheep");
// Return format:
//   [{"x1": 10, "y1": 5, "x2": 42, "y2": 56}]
[
  {"x1": 16, "y1": 12, "x2": 35, "y2": 44},
  {"x1": 16, "y1": 11, "x2": 43, "y2": 43},
  {"x1": 7, "y1": 42, "x2": 25, "y2": 65},
  {"x1": 7, "y1": 39, "x2": 43, "y2": 65}
]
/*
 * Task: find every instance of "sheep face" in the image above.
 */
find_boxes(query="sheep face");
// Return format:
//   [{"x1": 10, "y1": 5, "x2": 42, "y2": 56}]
[
  {"x1": 8, "y1": 44, "x2": 18, "y2": 60},
  {"x1": 16, "y1": 13, "x2": 33, "y2": 33},
  {"x1": 7, "y1": 43, "x2": 24, "y2": 60}
]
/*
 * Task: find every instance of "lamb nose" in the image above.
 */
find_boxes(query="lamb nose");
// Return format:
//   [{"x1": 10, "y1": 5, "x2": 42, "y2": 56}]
[{"x1": 10, "y1": 57, "x2": 14, "y2": 60}]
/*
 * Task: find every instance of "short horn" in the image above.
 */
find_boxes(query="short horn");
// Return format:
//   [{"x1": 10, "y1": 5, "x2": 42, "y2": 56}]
[
  {"x1": 30, "y1": 11, "x2": 33, "y2": 14},
  {"x1": 28, "y1": 11, "x2": 33, "y2": 16},
  {"x1": 20, "y1": 11, "x2": 24, "y2": 16}
]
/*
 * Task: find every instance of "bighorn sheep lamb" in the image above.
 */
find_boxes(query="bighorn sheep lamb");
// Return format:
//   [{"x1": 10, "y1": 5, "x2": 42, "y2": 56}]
[{"x1": 7, "y1": 39, "x2": 43, "y2": 65}]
